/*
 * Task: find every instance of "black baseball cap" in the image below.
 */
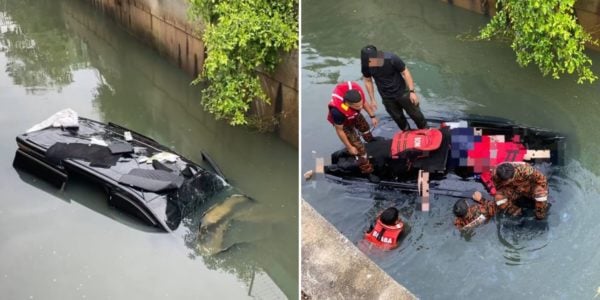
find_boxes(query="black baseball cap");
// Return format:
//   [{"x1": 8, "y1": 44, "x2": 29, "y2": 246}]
[
  {"x1": 361, "y1": 45, "x2": 384, "y2": 72},
  {"x1": 343, "y1": 89, "x2": 362, "y2": 103},
  {"x1": 364, "y1": 45, "x2": 378, "y2": 58}
]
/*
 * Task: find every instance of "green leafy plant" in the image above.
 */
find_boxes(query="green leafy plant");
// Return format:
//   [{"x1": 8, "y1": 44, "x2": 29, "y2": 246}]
[
  {"x1": 479, "y1": 0, "x2": 598, "y2": 83},
  {"x1": 188, "y1": 0, "x2": 298, "y2": 125}
]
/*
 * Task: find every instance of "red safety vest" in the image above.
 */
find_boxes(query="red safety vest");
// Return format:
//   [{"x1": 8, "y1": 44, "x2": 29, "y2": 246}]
[
  {"x1": 327, "y1": 81, "x2": 366, "y2": 126},
  {"x1": 391, "y1": 128, "x2": 443, "y2": 158},
  {"x1": 364, "y1": 218, "x2": 404, "y2": 250}
]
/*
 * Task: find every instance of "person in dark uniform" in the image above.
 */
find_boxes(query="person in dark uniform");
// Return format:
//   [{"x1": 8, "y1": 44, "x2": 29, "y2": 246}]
[
  {"x1": 327, "y1": 81, "x2": 379, "y2": 183},
  {"x1": 361, "y1": 45, "x2": 427, "y2": 131}
]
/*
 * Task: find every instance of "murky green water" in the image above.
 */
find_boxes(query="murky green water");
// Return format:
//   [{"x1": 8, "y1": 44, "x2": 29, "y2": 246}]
[
  {"x1": 0, "y1": 0, "x2": 297, "y2": 298},
  {"x1": 302, "y1": 0, "x2": 600, "y2": 299}
]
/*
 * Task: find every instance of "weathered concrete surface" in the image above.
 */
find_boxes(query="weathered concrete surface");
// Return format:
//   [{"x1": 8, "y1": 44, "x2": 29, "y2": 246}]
[
  {"x1": 254, "y1": 50, "x2": 298, "y2": 148},
  {"x1": 301, "y1": 200, "x2": 417, "y2": 300},
  {"x1": 575, "y1": 0, "x2": 600, "y2": 50},
  {"x1": 87, "y1": 0, "x2": 298, "y2": 147},
  {"x1": 442, "y1": 0, "x2": 600, "y2": 50}
]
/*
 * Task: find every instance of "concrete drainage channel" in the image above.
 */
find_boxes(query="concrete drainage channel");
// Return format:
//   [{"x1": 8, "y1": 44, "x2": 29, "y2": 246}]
[
  {"x1": 301, "y1": 200, "x2": 417, "y2": 299},
  {"x1": 86, "y1": 0, "x2": 298, "y2": 147}
]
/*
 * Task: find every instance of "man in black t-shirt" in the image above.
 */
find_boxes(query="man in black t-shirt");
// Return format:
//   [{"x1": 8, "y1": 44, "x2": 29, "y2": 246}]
[{"x1": 361, "y1": 45, "x2": 427, "y2": 130}]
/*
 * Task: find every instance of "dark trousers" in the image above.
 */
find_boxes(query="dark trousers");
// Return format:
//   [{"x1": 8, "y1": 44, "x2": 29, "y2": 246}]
[
  {"x1": 343, "y1": 113, "x2": 374, "y2": 174},
  {"x1": 382, "y1": 94, "x2": 427, "y2": 130}
]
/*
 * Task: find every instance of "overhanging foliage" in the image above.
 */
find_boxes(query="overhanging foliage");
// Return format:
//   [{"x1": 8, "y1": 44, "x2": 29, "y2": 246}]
[
  {"x1": 188, "y1": 0, "x2": 298, "y2": 125},
  {"x1": 479, "y1": 0, "x2": 598, "y2": 83}
]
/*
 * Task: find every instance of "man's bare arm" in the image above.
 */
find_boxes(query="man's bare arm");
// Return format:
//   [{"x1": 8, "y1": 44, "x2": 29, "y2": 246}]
[{"x1": 363, "y1": 76, "x2": 377, "y2": 111}]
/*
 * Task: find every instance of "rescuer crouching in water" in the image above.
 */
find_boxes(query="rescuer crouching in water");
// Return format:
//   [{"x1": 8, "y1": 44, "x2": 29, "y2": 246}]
[
  {"x1": 492, "y1": 162, "x2": 549, "y2": 220},
  {"x1": 364, "y1": 207, "x2": 404, "y2": 250}
]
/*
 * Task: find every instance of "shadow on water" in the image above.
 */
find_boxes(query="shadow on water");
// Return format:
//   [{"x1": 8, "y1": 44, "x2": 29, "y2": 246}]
[
  {"x1": 14, "y1": 168, "x2": 161, "y2": 233},
  {"x1": 494, "y1": 216, "x2": 549, "y2": 266}
]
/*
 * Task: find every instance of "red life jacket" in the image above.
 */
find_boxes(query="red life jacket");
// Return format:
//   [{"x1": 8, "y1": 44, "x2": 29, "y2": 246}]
[
  {"x1": 327, "y1": 81, "x2": 366, "y2": 126},
  {"x1": 364, "y1": 218, "x2": 404, "y2": 250},
  {"x1": 391, "y1": 129, "x2": 443, "y2": 158}
]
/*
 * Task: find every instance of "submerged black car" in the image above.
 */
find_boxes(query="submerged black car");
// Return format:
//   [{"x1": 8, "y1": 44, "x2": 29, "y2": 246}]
[
  {"x1": 324, "y1": 115, "x2": 565, "y2": 209},
  {"x1": 13, "y1": 113, "x2": 228, "y2": 231}
]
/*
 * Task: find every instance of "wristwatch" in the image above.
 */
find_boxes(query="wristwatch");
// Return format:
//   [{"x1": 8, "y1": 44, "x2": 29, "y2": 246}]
[{"x1": 409, "y1": 89, "x2": 415, "y2": 93}]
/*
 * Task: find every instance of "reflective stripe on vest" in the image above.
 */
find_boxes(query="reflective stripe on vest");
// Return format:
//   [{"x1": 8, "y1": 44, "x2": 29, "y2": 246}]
[{"x1": 327, "y1": 81, "x2": 366, "y2": 126}]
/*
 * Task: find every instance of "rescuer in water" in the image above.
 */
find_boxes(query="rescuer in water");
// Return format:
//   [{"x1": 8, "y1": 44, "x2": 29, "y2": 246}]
[
  {"x1": 453, "y1": 191, "x2": 496, "y2": 230},
  {"x1": 364, "y1": 207, "x2": 404, "y2": 249},
  {"x1": 491, "y1": 162, "x2": 549, "y2": 219}
]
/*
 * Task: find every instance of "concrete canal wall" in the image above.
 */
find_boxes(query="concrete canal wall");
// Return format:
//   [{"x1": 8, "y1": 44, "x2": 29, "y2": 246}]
[
  {"x1": 574, "y1": 0, "x2": 600, "y2": 49},
  {"x1": 442, "y1": 0, "x2": 600, "y2": 50},
  {"x1": 301, "y1": 200, "x2": 417, "y2": 300},
  {"x1": 86, "y1": 0, "x2": 298, "y2": 147}
]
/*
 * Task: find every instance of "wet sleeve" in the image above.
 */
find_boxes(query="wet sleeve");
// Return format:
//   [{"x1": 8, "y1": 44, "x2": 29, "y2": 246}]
[
  {"x1": 525, "y1": 165, "x2": 548, "y2": 188},
  {"x1": 329, "y1": 107, "x2": 346, "y2": 125},
  {"x1": 484, "y1": 200, "x2": 496, "y2": 218},
  {"x1": 532, "y1": 168, "x2": 548, "y2": 189}
]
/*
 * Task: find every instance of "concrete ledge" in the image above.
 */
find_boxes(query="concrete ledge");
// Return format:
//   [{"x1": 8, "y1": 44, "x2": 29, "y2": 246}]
[{"x1": 301, "y1": 200, "x2": 417, "y2": 300}]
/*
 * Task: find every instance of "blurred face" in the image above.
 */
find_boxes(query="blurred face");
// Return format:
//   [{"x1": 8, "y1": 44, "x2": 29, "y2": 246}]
[
  {"x1": 368, "y1": 51, "x2": 385, "y2": 67},
  {"x1": 368, "y1": 57, "x2": 384, "y2": 67}
]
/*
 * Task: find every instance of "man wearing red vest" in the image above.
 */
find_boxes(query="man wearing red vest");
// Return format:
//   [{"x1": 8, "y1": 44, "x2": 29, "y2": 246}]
[
  {"x1": 364, "y1": 207, "x2": 404, "y2": 250},
  {"x1": 327, "y1": 81, "x2": 379, "y2": 182}
]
